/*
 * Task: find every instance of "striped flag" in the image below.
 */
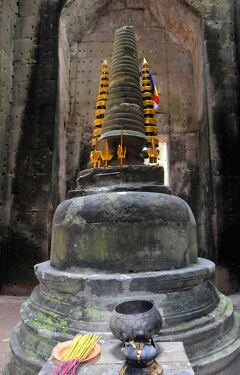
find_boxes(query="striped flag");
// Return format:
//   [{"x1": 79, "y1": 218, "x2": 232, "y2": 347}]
[{"x1": 148, "y1": 69, "x2": 159, "y2": 111}]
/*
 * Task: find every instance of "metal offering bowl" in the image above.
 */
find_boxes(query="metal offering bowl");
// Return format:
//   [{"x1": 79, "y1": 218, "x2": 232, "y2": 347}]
[{"x1": 109, "y1": 300, "x2": 162, "y2": 341}]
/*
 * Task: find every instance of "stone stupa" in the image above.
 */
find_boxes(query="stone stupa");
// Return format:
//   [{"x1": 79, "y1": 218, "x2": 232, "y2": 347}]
[{"x1": 5, "y1": 26, "x2": 240, "y2": 375}]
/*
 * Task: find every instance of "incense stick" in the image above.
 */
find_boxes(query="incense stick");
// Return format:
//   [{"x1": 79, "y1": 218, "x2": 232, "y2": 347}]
[{"x1": 52, "y1": 333, "x2": 101, "y2": 375}]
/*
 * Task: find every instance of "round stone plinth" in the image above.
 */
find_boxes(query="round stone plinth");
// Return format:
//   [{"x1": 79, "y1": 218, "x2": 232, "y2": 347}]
[
  {"x1": 70, "y1": 165, "x2": 167, "y2": 198},
  {"x1": 50, "y1": 191, "x2": 198, "y2": 272},
  {"x1": 5, "y1": 259, "x2": 240, "y2": 375}
]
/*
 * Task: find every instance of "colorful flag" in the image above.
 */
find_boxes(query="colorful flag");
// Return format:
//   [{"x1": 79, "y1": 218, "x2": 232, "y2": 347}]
[{"x1": 148, "y1": 69, "x2": 159, "y2": 111}]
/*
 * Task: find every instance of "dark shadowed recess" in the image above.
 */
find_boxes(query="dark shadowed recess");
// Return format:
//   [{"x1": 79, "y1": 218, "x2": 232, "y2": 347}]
[
  {"x1": 206, "y1": 4, "x2": 240, "y2": 285},
  {"x1": 0, "y1": 1, "x2": 65, "y2": 291}
]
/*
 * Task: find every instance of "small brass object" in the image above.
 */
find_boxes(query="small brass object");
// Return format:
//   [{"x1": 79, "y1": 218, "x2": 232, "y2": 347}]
[
  {"x1": 117, "y1": 131, "x2": 127, "y2": 165},
  {"x1": 147, "y1": 137, "x2": 159, "y2": 165},
  {"x1": 90, "y1": 150, "x2": 102, "y2": 168},
  {"x1": 136, "y1": 342, "x2": 144, "y2": 363},
  {"x1": 118, "y1": 361, "x2": 163, "y2": 375}
]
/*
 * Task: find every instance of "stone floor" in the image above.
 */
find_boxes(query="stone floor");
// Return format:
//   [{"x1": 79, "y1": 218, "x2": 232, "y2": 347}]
[
  {"x1": 0, "y1": 296, "x2": 27, "y2": 372},
  {"x1": 0, "y1": 294, "x2": 240, "y2": 373}
]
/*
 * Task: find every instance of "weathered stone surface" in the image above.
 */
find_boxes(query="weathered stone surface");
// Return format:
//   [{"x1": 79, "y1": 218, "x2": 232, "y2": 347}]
[
  {"x1": 50, "y1": 192, "x2": 198, "y2": 272},
  {"x1": 5, "y1": 258, "x2": 240, "y2": 375},
  {"x1": 0, "y1": 0, "x2": 62, "y2": 286},
  {"x1": 71, "y1": 165, "x2": 166, "y2": 197},
  {"x1": 77, "y1": 165, "x2": 164, "y2": 187}
]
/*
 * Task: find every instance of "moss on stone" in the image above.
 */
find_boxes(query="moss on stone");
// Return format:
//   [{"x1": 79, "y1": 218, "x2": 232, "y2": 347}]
[
  {"x1": 31, "y1": 310, "x2": 69, "y2": 333},
  {"x1": 87, "y1": 305, "x2": 103, "y2": 320}
]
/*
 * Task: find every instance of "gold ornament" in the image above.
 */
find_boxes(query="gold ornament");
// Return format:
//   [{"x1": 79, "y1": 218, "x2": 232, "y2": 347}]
[
  {"x1": 141, "y1": 58, "x2": 159, "y2": 164},
  {"x1": 101, "y1": 139, "x2": 113, "y2": 167},
  {"x1": 147, "y1": 137, "x2": 159, "y2": 164},
  {"x1": 90, "y1": 150, "x2": 102, "y2": 168},
  {"x1": 90, "y1": 60, "x2": 109, "y2": 166},
  {"x1": 117, "y1": 131, "x2": 127, "y2": 165}
]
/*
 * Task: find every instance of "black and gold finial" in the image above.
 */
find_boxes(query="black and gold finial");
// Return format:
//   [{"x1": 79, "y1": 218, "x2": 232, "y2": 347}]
[
  {"x1": 90, "y1": 60, "x2": 109, "y2": 167},
  {"x1": 141, "y1": 58, "x2": 159, "y2": 164}
]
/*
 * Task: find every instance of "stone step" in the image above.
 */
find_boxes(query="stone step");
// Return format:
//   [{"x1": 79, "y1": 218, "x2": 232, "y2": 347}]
[
  {"x1": 9, "y1": 323, "x2": 44, "y2": 374},
  {"x1": 193, "y1": 316, "x2": 240, "y2": 375},
  {"x1": 192, "y1": 312, "x2": 240, "y2": 362},
  {"x1": 159, "y1": 290, "x2": 228, "y2": 336},
  {"x1": 158, "y1": 293, "x2": 238, "y2": 366},
  {"x1": 159, "y1": 293, "x2": 234, "y2": 346},
  {"x1": 7, "y1": 259, "x2": 240, "y2": 375}
]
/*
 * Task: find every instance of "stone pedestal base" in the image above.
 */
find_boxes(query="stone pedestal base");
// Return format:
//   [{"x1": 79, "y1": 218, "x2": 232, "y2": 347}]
[
  {"x1": 4, "y1": 258, "x2": 240, "y2": 375},
  {"x1": 38, "y1": 341, "x2": 193, "y2": 375}
]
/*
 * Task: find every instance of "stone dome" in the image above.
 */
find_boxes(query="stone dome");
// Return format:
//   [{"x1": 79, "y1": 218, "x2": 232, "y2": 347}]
[{"x1": 50, "y1": 192, "x2": 198, "y2": 272}]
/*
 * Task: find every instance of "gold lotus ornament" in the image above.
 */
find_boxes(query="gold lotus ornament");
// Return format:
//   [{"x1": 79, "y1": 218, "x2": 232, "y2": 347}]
[{"x1": 101, "y1": 139, "x2": 113, "y2": 167}]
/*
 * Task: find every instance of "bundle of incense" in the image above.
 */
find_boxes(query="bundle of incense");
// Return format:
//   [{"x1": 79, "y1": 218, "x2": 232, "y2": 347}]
[{"x1": 52, "y1": 333, "x2": 101, "y2": 375}]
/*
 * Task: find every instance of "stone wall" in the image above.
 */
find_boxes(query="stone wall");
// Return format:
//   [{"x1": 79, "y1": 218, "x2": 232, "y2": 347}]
[
  {"x1": 199, "y1": 0, "x2": 240, "y2": 291},
  {"x1": 0, "y1": 0, "x2": 18, "y2": 288},
  {"x1": 0, "y1": 0, "x2": 239, "y2": 293},
  {"x1": 0, "y1": 0, "x2": 64, "y2": 292}
]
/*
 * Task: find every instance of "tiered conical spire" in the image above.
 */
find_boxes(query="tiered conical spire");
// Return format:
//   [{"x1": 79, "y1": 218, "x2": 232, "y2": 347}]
[
  {"x1": 141, "y1": 58, "x2": 159, "y2": 164},
  {"x1": 99, "y1": 26, "x2": 146, "y2": 165},
  {"x1": 90, "y1": 60, "x2": 109, "y2": 168}
]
